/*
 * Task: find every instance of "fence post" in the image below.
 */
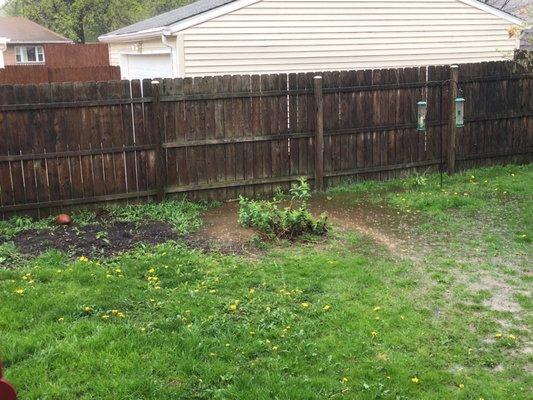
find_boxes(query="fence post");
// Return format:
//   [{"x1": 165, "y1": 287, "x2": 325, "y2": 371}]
[
  {"x1": 151, "y1": 80, "x2": 166, "y2": 202},
  {"x1": 447, "y1": 65, "x2": 459, "y2": 175},
  {"x1": 314, "y1": 75, "x2": 325, "y2": 191}
]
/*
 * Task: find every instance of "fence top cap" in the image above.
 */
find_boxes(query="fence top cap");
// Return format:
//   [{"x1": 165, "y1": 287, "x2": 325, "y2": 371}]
[
  {"x1": 451, "y1": 65, "x2": 459, "y2": 69},
  {"x1": 314, "y1": 75, "x2": 323, "y2": 80},
  {"x1": 151, "y1": 80, "x2": 161, "y2": 85}
]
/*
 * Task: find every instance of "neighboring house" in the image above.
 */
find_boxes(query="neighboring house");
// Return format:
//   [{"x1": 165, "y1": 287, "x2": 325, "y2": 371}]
[
  {"x1": 0, "y1": 17, "x2": 72, "y2": 67},
  {"x1": 99, "y1": 0, "x2": 524, "y2": 79}
]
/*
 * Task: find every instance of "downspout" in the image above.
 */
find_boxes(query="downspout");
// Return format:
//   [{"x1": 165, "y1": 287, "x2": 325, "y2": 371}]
[
  {"x1": 161, "y1": 30, "x2": 178, "y2": 78},
  {"x1": 0, "y1": 37, "x2": 9, "y2": 69}
]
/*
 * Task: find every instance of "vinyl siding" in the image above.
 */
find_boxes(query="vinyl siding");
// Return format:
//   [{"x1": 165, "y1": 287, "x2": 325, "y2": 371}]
[
  {"x1": 181, "y1": 0, "x2": 518, "y2": 76},
  {"x1": 108, "y1": 38, "x2": 170, "y2": 67}
]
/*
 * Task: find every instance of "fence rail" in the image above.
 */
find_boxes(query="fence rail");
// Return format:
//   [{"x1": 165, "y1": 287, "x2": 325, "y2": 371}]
[{"x1": 0, "y1": 61, "x2": 531, "y2": 217}]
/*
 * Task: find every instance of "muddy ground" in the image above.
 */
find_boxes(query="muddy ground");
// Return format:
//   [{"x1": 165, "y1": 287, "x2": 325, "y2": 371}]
[{"x1": 2, "y1": 195, "x2": 418, "y2": 259}]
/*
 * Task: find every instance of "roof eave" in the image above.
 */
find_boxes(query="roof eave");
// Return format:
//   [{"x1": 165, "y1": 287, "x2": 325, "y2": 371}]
[
  {"x1": 99, "y1": 28, "x2": 166, "y2": 43},
  {"x1": 98, "y1": 0, "x2": 260, "y2": 42},
  {"x1": 7, "y1": 40, "x2": 73, "y2": 44},
  {"x1": 458, "y1": 0, "x2": 525, "y2": 25}
]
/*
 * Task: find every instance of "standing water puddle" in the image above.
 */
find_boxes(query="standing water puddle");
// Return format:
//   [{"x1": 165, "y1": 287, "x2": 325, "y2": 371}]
[{"x1": 194, "y1": 194, "x2": 420, "y2": 253}]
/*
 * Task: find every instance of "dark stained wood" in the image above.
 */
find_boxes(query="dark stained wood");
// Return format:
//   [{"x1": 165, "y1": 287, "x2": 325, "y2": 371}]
[
  {"x1": 314, "y1": 76, "x2": 325, "y2": 191},
  {"x1": 0, "y1": 63, "x2": 531, "y2": 216}
]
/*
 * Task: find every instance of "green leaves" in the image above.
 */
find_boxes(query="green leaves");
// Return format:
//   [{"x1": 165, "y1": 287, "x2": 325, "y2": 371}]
[
  {"x1": 6, "y1": 0, "x2": 192, "y2": 42},
  {"x1": 239, "y1": 179, "x2": 328, "y2": 240}
]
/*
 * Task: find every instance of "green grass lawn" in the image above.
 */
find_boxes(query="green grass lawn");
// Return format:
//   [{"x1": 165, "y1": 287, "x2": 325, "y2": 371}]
[{"x1": 1, "y1": 164, "x2": 531, "y2": 399}]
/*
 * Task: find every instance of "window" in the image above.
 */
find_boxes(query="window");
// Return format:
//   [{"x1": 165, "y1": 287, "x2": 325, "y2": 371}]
[{"x1": 15, "y1": 46, "x2": 45, "y2": 63}]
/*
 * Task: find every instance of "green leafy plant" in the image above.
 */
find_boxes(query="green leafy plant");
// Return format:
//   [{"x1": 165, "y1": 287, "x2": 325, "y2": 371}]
[{"x1": 239, "y1": 179, "x2": 327, "y2": 240}]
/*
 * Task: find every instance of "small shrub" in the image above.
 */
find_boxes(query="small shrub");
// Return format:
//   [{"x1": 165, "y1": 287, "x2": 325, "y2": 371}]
[{"x1": 239, "y1": 179, "x2": 328, "y2": 240}]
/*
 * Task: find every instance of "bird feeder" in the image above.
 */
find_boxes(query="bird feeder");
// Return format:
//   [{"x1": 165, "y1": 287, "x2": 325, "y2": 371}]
[
  {"x1": 417, "y1": 101, "x2": 427, "y2": 132},
  {"x1": 455, "y1": 97, "x2": 465, "y2": 128}
]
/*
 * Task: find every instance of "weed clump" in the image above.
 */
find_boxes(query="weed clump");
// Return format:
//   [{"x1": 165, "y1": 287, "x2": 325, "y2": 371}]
[{"x1": 238, "y1": 179, "x2": 328, "y2": 240}]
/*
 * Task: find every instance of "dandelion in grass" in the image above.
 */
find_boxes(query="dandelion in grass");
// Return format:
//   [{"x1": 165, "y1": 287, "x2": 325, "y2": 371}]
[
  {"x1": 323, "y1": 304, "x2": 332, "y2": 311},
  {"x1": 458, "y1": 383, "x2": 465, "y2": 389},
  {"x1": 58, "y1": 317, "x2": 64, "y2": 323},
  {"x1": 272, "y1": 346, "x2": 279, "y2": 352},
  {"x1": 341, "y1": 377, "x2": 349, "y2": 383},
  {"x1": 301, "y1": 302, "x2": 310, "y2": 309},
  {"x1": 373, "y1": 306, "x2": 381, "y2": 312},
  {"x1": 83, "y1": 306, "x2": 94, "y2": 314},
  {"x1": 411, "y1": 377, "x2": 420, "y2": 384},
  {"x1": 371, "y1": 331, "x2": 378, "y2": 338},
  {"x1": 14, "y1": 288, "x2": 24, "y2": 295},
  {"x1": 101, "y1": 314, "x2": 110, "y2": 320},
  {"x1": 508, "y1": 334, "x2": 516, "y2": 340},
  {"x1": 78, "y1": 256, "x2": 89, "y2": 262},
  {"x1": 495, "y1": 333, "x2": 503, "y2": 339}
]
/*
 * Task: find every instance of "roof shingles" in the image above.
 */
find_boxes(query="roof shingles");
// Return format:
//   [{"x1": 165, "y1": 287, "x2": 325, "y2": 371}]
[
  {"x1": 0, "y1": 17, "x2": 71, "y2": 43},
  {"x1": 104, "y1": 0, "x2": 237, "y2": 37}
]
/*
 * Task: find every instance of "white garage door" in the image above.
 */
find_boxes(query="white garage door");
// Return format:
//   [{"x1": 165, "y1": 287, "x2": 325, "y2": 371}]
[{"x1": 125, "y1": 54, "x2": 173, "y2": 80}]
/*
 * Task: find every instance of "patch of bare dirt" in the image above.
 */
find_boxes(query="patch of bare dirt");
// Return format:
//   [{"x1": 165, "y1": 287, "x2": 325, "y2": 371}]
[
  {"x1": 309, "y1": 194, "x2": 420, "y2": 252},
  {"x1": 185, "y1": 202, "x2": 258, "y2": 255},
  {"x1": 469, "y1": 274, "x2": 523, "y2": 313},
  {"x1": 10, "y1": 221, "x2": 180, "y2": 259}
]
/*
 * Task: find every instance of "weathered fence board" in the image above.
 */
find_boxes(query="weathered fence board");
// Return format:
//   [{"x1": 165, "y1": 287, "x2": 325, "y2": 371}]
[{"x1": 0, "y1": 61, "x2": 532, "y2": 217}]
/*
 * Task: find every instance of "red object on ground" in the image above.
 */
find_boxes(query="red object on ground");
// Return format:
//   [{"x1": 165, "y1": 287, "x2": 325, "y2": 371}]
[
  {"x1": 56, "y1": 214, "x2": 72, "y2": 225},
  {"x1": 0, "y1": 361, "x2": 17, "y2": 400}
]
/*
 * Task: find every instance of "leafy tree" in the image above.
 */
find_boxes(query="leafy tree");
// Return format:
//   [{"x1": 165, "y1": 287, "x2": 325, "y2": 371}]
[{"x1": 5, "y1": 0, "x2": 192, "y2": 42}]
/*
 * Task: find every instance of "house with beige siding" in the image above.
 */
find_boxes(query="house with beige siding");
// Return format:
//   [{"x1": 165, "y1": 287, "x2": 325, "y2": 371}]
[{"x1": 99, "y1": 0, "x2": 523, "y2": 80}]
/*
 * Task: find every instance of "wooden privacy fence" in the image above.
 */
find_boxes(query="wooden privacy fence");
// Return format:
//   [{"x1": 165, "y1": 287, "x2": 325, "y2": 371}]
[
  {"x1": 42, "y1": 43, "x2": 111, "y2": 68},
  {"x1": 0, "y1": 61, "x2": 531, "y2": 216}
]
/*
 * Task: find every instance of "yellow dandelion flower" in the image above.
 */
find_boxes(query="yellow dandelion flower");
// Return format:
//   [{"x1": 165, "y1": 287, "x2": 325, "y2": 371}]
[
  {"x1": 341, "y1": 377, "x2": 348, "y2": 383},
  {"x1": 495, "y1": 333, "x2": 503, "y2": 339},
  {"x1": 78, "y1": 256, "x2": 89, "y2": 262},
  {"x1": 411, "y1": 377, "x2": 420, "y2": 384},
  {"x1": 115, "y1": 268, "x2": 122, "y2": 273},
  {"x1": 249, "y1": 288, "x2": 255, "y2": 294},
  {"x1": 229, "y1": 303, "x2": 238, "y2": 312},
  {"x1": 272, "y1": 346, "x2": 279, "y2": 352},
  {"x1": 508, "y1": 334, "x2": 516, "y2": 340},
  {"x1": 58, "y1": 317, "x2": 64, "y2": 323},
  {"x1": 139, "y1": 327, "x2": 146, "y2": 332},
  {"x1": 371, "y1": 331, "x2": 378, "y2": 337},
  {"x1": 148, "y1": 268, "x2": 155, "y2": 273},
  {"x1": 323, "y1": 304, "x2": 332, "y2": 311},
  {"x1": 117, "y1": 312, "x2": 125, "y2": 318},
  {"x1": 373, "y1": 306, "x2": 381, "y2": 312},
  {"x1": 301, "y1": 302, "x2": 310, "y2": 309},
  {"x1": 249, "y1": 331, "x2": 256, "y2": 336},
  {"x1": 458, "y1": 383, "x2": 465, "y2": 389},
  {"x1": 14, "y1": 288, "x2": 24, "y2": 295},
  {"x1": 84, "y1": 306, "x2": 94, "y2": 313},
  {"x1": 101, "y1": 314, "x2": 110, "y2": 320}
]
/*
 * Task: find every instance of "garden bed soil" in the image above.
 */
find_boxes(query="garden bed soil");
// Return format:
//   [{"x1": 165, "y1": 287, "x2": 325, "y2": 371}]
[
  {"x1": 9, "y1": 221, "x2": 179, "y2": 258},
  {"x1": 3, "y1": 204, "x2": 258, "y2": 259}
]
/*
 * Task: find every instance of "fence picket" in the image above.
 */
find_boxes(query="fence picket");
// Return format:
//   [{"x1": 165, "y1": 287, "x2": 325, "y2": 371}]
[{"x1": 0, "y1": 62, "x2": 530, "y2": 215}]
